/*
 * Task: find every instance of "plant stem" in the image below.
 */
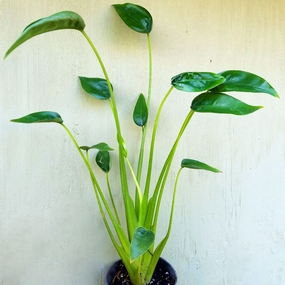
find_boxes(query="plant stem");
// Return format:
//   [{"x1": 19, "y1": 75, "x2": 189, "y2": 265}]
[
  {"x1": 144, "y1": 86, "x2": 174, "y2": 196},
  {"x1": 145, "y1": 167, "x2": 184, "y2": 283},
  {"x1": 61, "y1": 123, "x2": 130, "y2": 253},
  {"x1": 81, "y1": 31, "x2": 119, "y2": 130},
  {"x1": 144, "y1": 110, "x2": 194, "y2": 283},
  {"x1": 146, "y1": 34, "x2": 153, "y2": 110},
  {"x1": 135, "y1": 127, "x2": 146, "y2": 215},
  {"x1": 139, "y1": 86, "x2": 174, "y2": 224},
  {"x1": 81, "y1": 30, "x2": 137, "y2": 236},
  {"x1": 151, "y1": 110, "x2": 195, "y2": 231},
  {"x1": 135, "y1": 34, "x2": 153, "y2": 214},
  {"x1": 106, "y1": 173, "x2": 121, "y2": 224},
  {"x1": 166, "y1": 167, "x2": 183, "y2": 237},
  {"x1": 126, "y1": 157, "x2": 143, "y2": 202}
]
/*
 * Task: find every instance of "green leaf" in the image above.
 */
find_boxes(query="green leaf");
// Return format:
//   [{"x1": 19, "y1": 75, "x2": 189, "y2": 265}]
[
  {"x1": 133, "y1": 93, "x2": 148, "y2": 126},
  {"x1": 80, "y1": 142, "x2": 114, "y2": 151},
  {"x1": 191, "y1": 92, "x2": 263, "y2": 115},
  {"x1": 79, "y1": 77, "x2": 112, "y2": 100},
  {"x1": 171, "y1": 72, "x2": 225, "y2": 92},
  {"x1": 181, "y1": 159, "x2": 221, "y2": 173},
  {"x1": 113, "y1": 3, "x2": 153, "y2": 34},
  {"x1": 130, "y1": 227, "x2": 154, "y2": 262},
  {"x1": 211, "y1": 70, "x2": 279, "y2": 97},
  {"x1": 11, "y1": 111, "x2": 63, "y2": 124},
  {"x1": 96, "y1": 151, "x2": 111, "y2": 173},
  {"x1": 4, "y1": 11, "x2": 85, "y2": 59}
]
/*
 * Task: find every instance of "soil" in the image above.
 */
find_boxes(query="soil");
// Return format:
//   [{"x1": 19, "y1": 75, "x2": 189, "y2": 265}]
[{"x1": 109, "y1": 259, "x2": 176, "y2": 285}]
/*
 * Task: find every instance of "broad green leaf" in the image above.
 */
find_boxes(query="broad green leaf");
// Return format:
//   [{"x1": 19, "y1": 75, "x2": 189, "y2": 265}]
[
  {"x1": 113, "y1": 3, "x2": 153, "y2": 34},
  {"x1": 96, "y1": 151, "x2": 111, "y2": 173},
  {"x1": 11, "y1": 111, "x2": 63, "y2": 124},
  {"x1": 4, "y1": 11, "x2": 85, "y2": 59},
  {"x1": 80, "y1": 142, "x2": 114, "y2": 151},
  {"x1": 211, "y1": 70, "x2": 279, "y2": 97},
  {"x1": 191, "y1": 92, "x2": 263, "y2": 115},
  {"x1": 181, "y1": 159, "x2": 221, "y2": 173},
  {"x1": 79, "y1": 77, "x2": 112, "y2": 100},
  {"x1": 171, "y1": 72, "x2": 225, "y2": 92},
  {"x1": 133, "y1": 93, "x2": 148, "y2": 126},
  {"x1": 130, "y1": 227, "x2": 154, "y2": 262}
]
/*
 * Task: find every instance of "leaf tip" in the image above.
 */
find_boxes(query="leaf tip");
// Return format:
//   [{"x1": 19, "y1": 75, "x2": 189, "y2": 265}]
[{"x1": 3, "y1": 50, "x2": 10, "y2": 61}]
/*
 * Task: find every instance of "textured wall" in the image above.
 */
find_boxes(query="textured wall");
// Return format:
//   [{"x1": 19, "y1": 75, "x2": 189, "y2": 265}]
[{"x1": 1, "y1": 0, "x2": 285, "y2": 284}]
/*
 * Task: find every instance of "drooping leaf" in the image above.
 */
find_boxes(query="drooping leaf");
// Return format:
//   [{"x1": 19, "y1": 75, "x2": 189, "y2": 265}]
[
  {"x1": 11, "y1": 111, "x2": 63, "y2": 124},
  {"x1": 191, "y1": 92, "x2": 263, "y2": 115},
  {"x1": 113, "y1": 3, "x2": 153, "y2": 34},
  {"x1": 4, "y1": 11, "x2": 85, "y2": 59},
  {"x1": 79, "y1": 77, "x2": 112, "y2": 100},
  {"x1": 181, "y1": 159, "x2": 221, "y2": 173},
  {"x1": 96, "y1": 151, "x2": 111, "y2": 173},
  {"x1": 210, "y1": 70, "x2": 279, "y2": 97},
  {"x1": 80, "y1": 142, "x2": 114, "y2": 151},
  {"x1": 133, "y1": 93, "x2": 148, "y2": 127},
  {"x1": 171, "y1": 72, "x2": 225, "y2": 92},
  {"x1": 130, "y1": 227, "x2": 155, "y2": 262}
]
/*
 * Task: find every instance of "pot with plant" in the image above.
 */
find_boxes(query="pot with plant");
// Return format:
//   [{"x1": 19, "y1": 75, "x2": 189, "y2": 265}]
[{"x1": 4, "y1": 3, "x2": 279, "y2": 285}]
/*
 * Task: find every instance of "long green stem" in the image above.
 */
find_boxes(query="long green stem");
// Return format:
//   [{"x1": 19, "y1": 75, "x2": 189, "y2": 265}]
[
  {"x1": 144, "y1": 86, "x2": 174, "y2": 197},
  {"x1": 81, "y1": 31, "x2": 119, "y2": 129},
  {"x1": 166, "y1": 167, "x2": 183, "y2": 237},
  {"x1": 152, "y1": 110, "x2": 195, "y2": 231},
  {"x1": 145, "y1": 109, "x2": 195, "y2": 230},
  {"x1": 135, "y1": 34, "x2": 153, "y2": 214},
  {"x1": 106, "y1": 173, "x2": 121, "y2": 224},
  {"x1": 145, "y1": 168, "x2": 183, "y2": 283},
  {"x1": 144, "y1": 111, "x2": 195, "y2": 283},
  {"x1": 135, "y1": 127, "x2": 146, "y2": 215},
  {"x1": 146, "y1": 34, "x2": 153, "y2": 110},
  {"x1": 126, "y1": 157, "x2": 143, "y2": 202},
  {"x1": 85, "y1": 151, "x2": 119, "y2": 227},
  {"x1": 139, "y1": 86, "x2": 174, "y2": 224},
  {"x1": 81, "y1": 30, "x2": 137, "y2": 236},
  {"x1": 61, "y1": 123, "x2": 130, "y2": 253}
]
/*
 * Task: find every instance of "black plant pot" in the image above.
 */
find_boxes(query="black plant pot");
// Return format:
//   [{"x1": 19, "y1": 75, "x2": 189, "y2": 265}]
[{"x1": 106, "y1": 257, "x2": 177, "y2": 285}]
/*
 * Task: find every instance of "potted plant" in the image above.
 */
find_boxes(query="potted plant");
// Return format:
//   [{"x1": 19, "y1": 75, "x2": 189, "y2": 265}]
[{"x1": 4, "y1": 3, "x2": 279, "y2": 285}]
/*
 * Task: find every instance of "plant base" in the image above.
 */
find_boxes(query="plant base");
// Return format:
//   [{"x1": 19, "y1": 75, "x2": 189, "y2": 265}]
[{"x1": 106, "y1": 258, "x2": 177, "y2": 285}]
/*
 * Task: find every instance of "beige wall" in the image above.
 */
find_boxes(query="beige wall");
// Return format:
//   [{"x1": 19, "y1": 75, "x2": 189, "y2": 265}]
[{"x1": 1, "y1": 0, "x2": 285, "y2": 284}]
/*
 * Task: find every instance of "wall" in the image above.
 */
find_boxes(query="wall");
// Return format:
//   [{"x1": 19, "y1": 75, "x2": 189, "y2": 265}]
[{"x1": 1, "y1": 0, "x2": 285, "y2": 284}]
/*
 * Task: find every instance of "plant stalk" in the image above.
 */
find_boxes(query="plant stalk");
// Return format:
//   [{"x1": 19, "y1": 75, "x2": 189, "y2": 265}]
[
  {"x1": 139, "y1": 86, "x2": 174, "y2": 225},
  {"x1": 145, "y1": 109, "x2": 195, "y2": 231},
  {"x1": 81, "y1": 30, "x2": 137, "y2": 236},
  {"x1": 135, "y1": 33, "x2": 153, "y2": 215}
]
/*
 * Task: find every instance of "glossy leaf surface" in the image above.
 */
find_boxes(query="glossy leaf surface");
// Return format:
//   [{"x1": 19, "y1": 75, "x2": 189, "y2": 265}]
[
  {"x1": 211, "y1": 70, "x2": 279, "y2": 97},
  {"x1": 133, "y1": 93, "x2": 148, "y2": 126},
  {"x1": 171, "y1": 72, "x2": 225, "y2": 92},
  {"x1": 130, "y1": 227, "x2": 154, "y2": 262},
  {"x1": 79, "y1": 77, "x2": 112, "y2": 100},
  {"x1": 181, "y1": 159, "x2": 221, "y2": 173},
  {"x1": 11, "y1": 111, "x2": 63, "y2": 124},
  {"x1": 96, "y1": 151, "x2": 111, "y2": 173},
  {"x1": 80, "y1": 142, "x2": 114, "y2": 151},
  {"x1": 191, "y1": 92, "x2": 263, "y2": 115},
  {"x1": 4, "y1": 11, "x2": 85, "y2": 59},
  {"x1": 113, "y1": 3, "x2": 152, "y2": 34}
]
